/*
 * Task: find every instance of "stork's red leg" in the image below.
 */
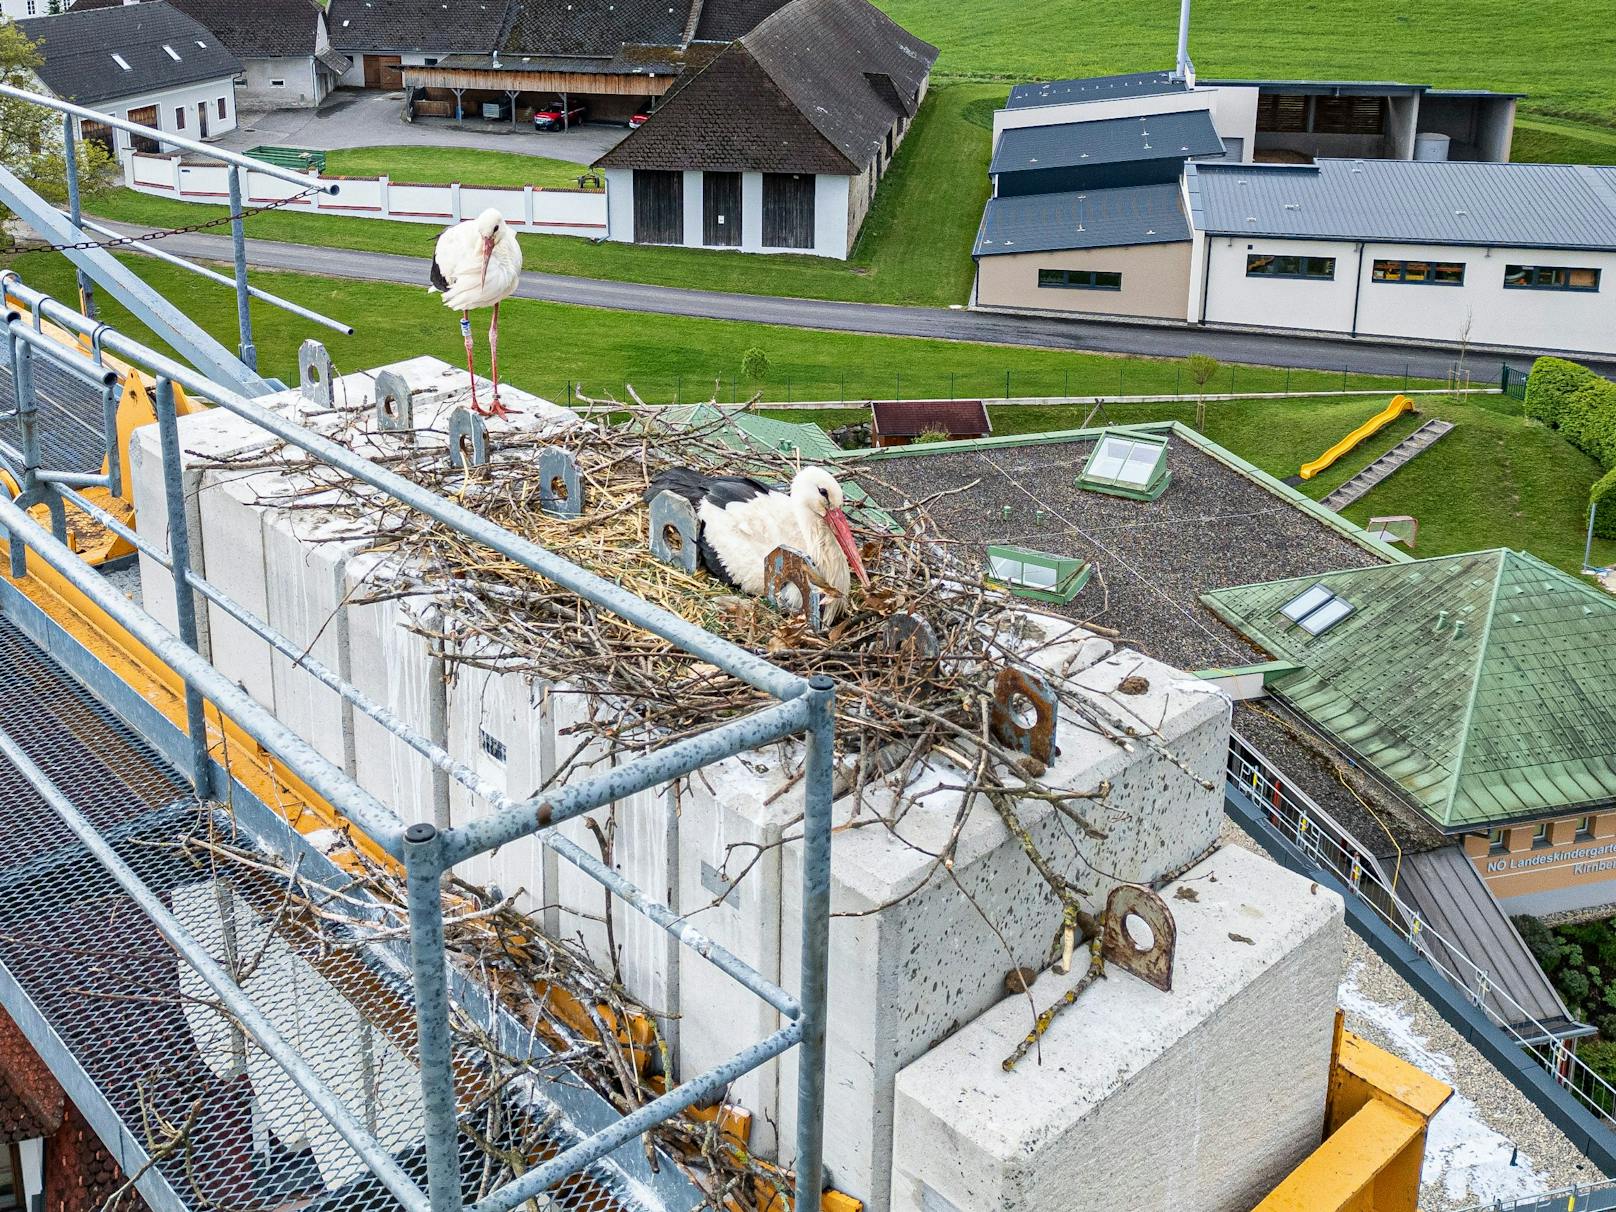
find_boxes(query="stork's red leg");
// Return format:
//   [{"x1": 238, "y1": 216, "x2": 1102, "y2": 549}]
[
  {"x1": 485, "y1": 302, "x2": 520, "y2": 418},
  {"x1": 460, "y1": 312, "x2": 482, "y2": 415}
]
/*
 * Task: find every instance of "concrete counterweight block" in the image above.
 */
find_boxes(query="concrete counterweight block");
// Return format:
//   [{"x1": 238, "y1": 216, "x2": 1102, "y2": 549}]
[{"x1": 889, "y1": 844, "x2": 1345, "y2": 1212}]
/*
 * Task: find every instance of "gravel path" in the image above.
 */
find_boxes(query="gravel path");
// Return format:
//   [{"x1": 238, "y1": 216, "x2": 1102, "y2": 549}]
[{"x1": 1219, "y1": 819, "x2": 1606, "y2": 1208}]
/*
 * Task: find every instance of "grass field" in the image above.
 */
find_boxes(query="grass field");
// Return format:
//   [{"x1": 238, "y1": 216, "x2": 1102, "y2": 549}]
[
  {"x1": 1, "y1": 251, "x2": 1416, "y2": 404},
  {"x1": 1511, "y1": 117, "x2": 1616, "y2": 166},
  {"x1": 768, "y1": 395, "x2": 1616, "y2": 574},
  {"x1": 322, "y1": 146, "x2": 593, "y2": 190},
  {"x1": 872, "y1": 0, "x2": 1616, "y2": 124},
  {"x1": 88, "y1": 83, "x2": 998, "y2": 307}
]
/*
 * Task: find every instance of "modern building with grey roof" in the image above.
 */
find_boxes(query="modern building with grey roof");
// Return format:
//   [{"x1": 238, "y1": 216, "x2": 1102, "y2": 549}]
[
  {"x1": 1186, "y1": 158, "x2": 1616, "y2": 355},
  {"x1": 1005, "y1": 70, "x2": 1187, "y2": 111},
  {"x1": 19, "y1": 2, "x2": 242, "y2": 149}
]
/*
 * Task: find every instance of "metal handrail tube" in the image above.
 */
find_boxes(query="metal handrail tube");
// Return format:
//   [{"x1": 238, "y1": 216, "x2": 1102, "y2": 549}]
[
  {"x1": 4, "y1": 314, "x2": 120, "y2": 389},
  {"x1": 791, "y1": 676, "x2": 835, "y2": 1212},
  {"x1": 74, "y1": 217, "x2": 354, "y2": 335},
  {"x1": 0, "y1": 84, "x2": 339, "y2": 195},
  {"x1": 1225, "y1": 751, "x2": 1616, "y2": 1115},
  {"x1": 543, "y1": 830, "x2": 801, "y2": 1018},
  {"x1": 0, "y1": 490, "x2": 409, "y2": 856},
  {"x1": 440, "y1": 696, "x2": 814, "y2": 866},
  {"x1": 0, "y1": 276, "x2": 808, "y2": 704},
  {"x1": 465, "y1": 1021, "x2": 805, "y2": 1212},
  {"x1": 0, "y1": 722, "x2": 431, "y2": 1212},
  {"x1": 180, "y1": 567, "x2": 511, "y2": 807}
]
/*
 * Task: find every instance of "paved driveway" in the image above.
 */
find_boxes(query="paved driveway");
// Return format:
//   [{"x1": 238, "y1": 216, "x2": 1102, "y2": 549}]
[{"x1": 222, "y1": 89, "x2": 625, "y2": 165}]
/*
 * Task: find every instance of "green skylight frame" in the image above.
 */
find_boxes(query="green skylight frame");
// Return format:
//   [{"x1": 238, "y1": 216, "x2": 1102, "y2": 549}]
[
  {"x1": 1077, "y1": 430, "x2": 1171, "y2": 500},
  {"x1": 985, "y1": 545, "x2": 1091, "y2": 604}
]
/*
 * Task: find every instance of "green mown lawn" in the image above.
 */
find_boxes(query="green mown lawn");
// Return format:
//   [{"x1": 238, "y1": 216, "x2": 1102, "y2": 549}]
[
  {"x1": 88, "y1": 83, "x2": 998, "y2": 307},
  {"x1": 1511, "y1": 117, "x2": 1616, "y2": 166},
  {"x1": 873, "y1": 0, "x2": 1616, "y2": 124},
  {"x1": 322, "y1": 145, "x2": 595, "y2": 190},
  {"x1": 768, "y1": 395, "x2": 1616, "y2": 574},
  {"x1": 1, "y1": 251, "x2": 1416, "y2": 403}
]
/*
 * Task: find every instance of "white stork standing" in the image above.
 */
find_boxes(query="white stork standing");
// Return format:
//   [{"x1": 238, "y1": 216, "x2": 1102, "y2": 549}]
[
  {"x1": 644, "y1": 466, "x2": 871, "y2": 619},
  {"x1": 429, "y1": 209, "x2": 523, "y2": 418}
]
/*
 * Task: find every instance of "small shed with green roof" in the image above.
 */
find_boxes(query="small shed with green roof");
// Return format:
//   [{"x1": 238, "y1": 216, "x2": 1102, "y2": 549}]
[{"x1": 1201, "y1": 549, "x2": 1616, "y2": 831}]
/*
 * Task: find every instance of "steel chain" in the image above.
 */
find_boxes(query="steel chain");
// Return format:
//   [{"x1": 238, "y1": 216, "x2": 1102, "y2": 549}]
[{"x1": 41, "y1": 185, "x2": 324, "y2": 253}]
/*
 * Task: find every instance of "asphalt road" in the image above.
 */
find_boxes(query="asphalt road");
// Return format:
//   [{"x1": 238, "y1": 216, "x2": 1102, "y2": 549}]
[{"x1": 119, "y1": 227, "x2": 1615, "y2": 381}]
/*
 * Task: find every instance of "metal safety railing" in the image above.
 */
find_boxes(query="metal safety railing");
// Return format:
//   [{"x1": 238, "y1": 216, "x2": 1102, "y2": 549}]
[
  {"x1": 0, "y1": 83, "x2": 350, "y2": 396},
  {"x1": 1456, "y1": 1178, "x2": 1616, "y2": 1212},
  {"x1": 0, "y1": 267, "x2": 835, "y2": 1212},
  {"x1": 1227, "y1": 733, "x2": 1616, "y2": 1127}
]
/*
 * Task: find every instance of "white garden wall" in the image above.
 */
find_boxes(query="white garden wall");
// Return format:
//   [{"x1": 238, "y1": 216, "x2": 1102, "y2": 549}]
[{"x1": 123, "y1": 154, "x2": 607, "y2": 238}]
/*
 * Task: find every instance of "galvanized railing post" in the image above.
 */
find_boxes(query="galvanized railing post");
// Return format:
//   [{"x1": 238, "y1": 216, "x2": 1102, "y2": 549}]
[
  {"x1": 794, "y1": 674, "x2": 835, "y2": 1212},
  {"x1": 8, "y1": 330, "x2": 68, "y2": 551},
  {"x1": 61, "y1": 114, "x2": 97, "y2": 321},
  {"x1": 403, "y1": 821, "x2": 464, "y2": 1212},
  {"x1": 154, "y1": 376, "x2": 213, "y2": 797},
  {"x1": 227, "y1": 166, "x2": 257, "y2": 372}
]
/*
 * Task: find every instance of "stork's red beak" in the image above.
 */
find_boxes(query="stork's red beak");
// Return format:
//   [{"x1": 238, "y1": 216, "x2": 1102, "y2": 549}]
[
  {"x1": 824, "y1": 508, "x2": 870, "y2": 589},
  {"x1": 480, "y1": 234, "x2": 495, "y2": 287}
]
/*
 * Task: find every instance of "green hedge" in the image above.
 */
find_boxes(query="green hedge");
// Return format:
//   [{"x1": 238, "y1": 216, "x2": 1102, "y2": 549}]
[
  {"x1": 1525, "y1": 356, "x2": 1598, "y2": 425},
  {"x1": 1596, "y1": 465, "x2": 1616, "y2": 540},
  {"x1": 1526, "y1": 356, "x2": 1616, "y2": 534}
]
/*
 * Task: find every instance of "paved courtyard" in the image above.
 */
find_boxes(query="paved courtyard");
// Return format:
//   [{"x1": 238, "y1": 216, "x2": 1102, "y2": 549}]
[{"x1": 222, "y1": 89, "x2": 625, "y2": 165}]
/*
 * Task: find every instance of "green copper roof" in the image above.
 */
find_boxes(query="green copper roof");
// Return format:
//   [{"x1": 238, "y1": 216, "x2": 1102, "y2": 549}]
[{"x1": 1202, "y1": 549, "x2": 1616, "y2": 830}]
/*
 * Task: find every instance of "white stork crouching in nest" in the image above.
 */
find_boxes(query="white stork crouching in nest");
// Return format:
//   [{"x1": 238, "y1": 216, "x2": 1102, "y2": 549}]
[
  {"x1": 644, "y1": 466, "x2": 871, "y2": 620},
  {"x1": 430, "y1": 209, "x2": 523, "y2": 418}
]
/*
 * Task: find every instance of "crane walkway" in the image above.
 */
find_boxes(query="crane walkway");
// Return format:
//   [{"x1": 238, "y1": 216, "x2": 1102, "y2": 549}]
[
  {"x1": 1321, "y1": 419, "x2": 1455, "y2": 512},
  {"x1": 0, "y1": 608, "x2": 639, "y2": 1212}
]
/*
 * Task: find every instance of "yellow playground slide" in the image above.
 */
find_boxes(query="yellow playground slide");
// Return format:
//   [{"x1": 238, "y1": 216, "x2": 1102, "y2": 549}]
[{"x1": 1298, "y1": 395, "x2": 1417, "y2": 480}]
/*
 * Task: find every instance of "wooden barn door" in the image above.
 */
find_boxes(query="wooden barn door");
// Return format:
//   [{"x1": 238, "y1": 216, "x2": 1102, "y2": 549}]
[
  {"x1": 702, "y1": 172, "x2": 741, "y2": 246},
  {"x1": 364, "y1": 55, "x2": 402, "y2": 89},
  {"x1": 762, "y1": 173, "x2": 815, "y2": 249},
  {"x1": 633, "y1": 171, "x2": 684, "y2": 245}
]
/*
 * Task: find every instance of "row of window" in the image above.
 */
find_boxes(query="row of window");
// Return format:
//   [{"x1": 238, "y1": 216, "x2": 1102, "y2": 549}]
[
  {"x1": 1037, "y1": 268, "x2": 1122, "y2": 291},
  {"x1": 1487, "y1": 817, "x2": 1596, "y2": 853},
  {"x1": 1246, "y1": 254, "x2": 1603, "y2": 292},
  {"x1": 171, "y1": 97, "x2": 230, "y2": 132}
]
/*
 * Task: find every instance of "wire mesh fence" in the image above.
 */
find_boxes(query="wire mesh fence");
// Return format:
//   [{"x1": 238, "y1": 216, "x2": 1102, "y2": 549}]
[
  {"x1": 0, "y1": 613, "x2": 633, "y2": 1212},
  {"x1": 547, "y1": 359, "x2": 1475, "y2": 411}
]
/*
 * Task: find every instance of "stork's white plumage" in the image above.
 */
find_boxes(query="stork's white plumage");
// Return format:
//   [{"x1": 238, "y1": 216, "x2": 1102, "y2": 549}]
[
  {"x1": 644, "y1": 466, "x2": 871, "y2": 619},
  {"x1": 430, "y1": 209, "x2": 522, "y2": 417}
]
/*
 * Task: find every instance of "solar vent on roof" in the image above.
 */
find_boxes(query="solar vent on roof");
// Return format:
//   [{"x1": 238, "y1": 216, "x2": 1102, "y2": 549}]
[{"x1": 1280, "y1": 583, "x2": 1355, "y2": 635}]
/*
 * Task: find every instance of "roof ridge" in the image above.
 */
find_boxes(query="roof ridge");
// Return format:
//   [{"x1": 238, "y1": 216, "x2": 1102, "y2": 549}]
[{"x1": 1442, "y1": 549, "x2": 1509, "y2": 822}]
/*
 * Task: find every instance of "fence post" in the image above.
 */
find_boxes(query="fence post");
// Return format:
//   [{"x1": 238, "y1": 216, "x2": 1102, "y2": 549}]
[
  {"x1": 1342, "y1": 365, "x2": 1349, "y2": 394},
  {"x1": 227, "y1": 166, "x2": 258, "y2": 372},
  {"x1": 1285, "y1": 367, "x2": 1290, "y2": 396},
  {"x1": 1119, "y1": 365, "x2": 1124, "y2": 396},
  {"x1": 1176, "y1": 366, "x2": 1182, "y2": 397},
  {"x1": 675, "y1": 374, "x2": 681, "y2": 404},
  {"x1": 896, "y1": 372, "x2": 901, "y2": 402},
  {"x1": 1404, "y1": 363, "x2": 1410, "y2": 393},
  {"x1": 1005, "y1": 369, "x2": 1011, "y2": 400},
  {"x1": 154, "y1": 376, "x2": 214, "y2": 799},
  {"x1": 950, "y1": 372, "x2": 956, "y2": 401},
  {"x1": 840, "y1": 370, "x2": 845, "y2": 404}
]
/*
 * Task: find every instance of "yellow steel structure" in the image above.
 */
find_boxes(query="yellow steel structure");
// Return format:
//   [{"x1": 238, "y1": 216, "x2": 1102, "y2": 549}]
[{"x1": 1255, "y1": 1013, "x2": 1452, "y2": 1212}]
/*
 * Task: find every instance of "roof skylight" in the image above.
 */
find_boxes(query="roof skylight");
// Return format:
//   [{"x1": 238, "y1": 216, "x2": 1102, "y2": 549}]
[
  {"x1": 1281, "y1": 583, "x2": 1355, "y2": 636},
  {"x1": 1077, "y1": 430, "x2": 1171, "y2": 500},
  {"x1": 111, "y1": 53, "x2": 132, "y2": 70},
  {"x1": 162, "y1": 44, "x2": 181, "y2": 61},
  {"x1": 986, "y1": 546, "x2": 1090, "y2": 604}
]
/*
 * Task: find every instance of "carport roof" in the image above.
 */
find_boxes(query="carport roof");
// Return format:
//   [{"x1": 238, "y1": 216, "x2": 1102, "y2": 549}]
[
  {"x1": 1005, "y1": 70, "x2": 1186, "y2": 110},
  {"x1": 1187, "y1": 158, "x2": 1616, "y2": 250},
  {"x1": 989, "y1": 109, "x2": 1223, "y2": 176},
  {"x1": 973, "y1": 183, "x2": 1190, "y2": 257}
]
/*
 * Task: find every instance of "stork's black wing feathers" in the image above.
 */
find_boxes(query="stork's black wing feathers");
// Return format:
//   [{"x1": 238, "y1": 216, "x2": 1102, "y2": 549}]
[
  {"x1": 428, "y1": 254, "x2": 450, "y2": 293},
  {"x1": 642, "y1": 467, "x2": 778, "y2": 508},
  {"x1": 642, "y1": 467, "x2": 778, "y2": 589}
]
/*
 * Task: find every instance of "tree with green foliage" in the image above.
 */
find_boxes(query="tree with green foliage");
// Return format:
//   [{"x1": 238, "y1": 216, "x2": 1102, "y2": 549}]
[
  {"x1": 1186, "y1": 353, "x2": 1220, "y2": 431},
  {"x1": 1, "y1": 18, "x2": 117, "y2": 232},
  {"x1": 740, "y1": 346, "x2": 771, "y2": 383}
]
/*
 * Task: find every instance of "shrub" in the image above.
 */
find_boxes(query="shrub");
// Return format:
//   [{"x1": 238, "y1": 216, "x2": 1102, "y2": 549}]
[
  {"x1": 1581, "y1": 1040, "x2": 1616, "y2": 1085},
  {"x1": 1560, "y1": 378, "x2": 1616, "y2": 469},
  {"x1": 1525, "y1": 356, "x2": 1599, "y2": 427},
  {"x1": 1594, "y1": 465, "x2": 1616, "y2": 540}
]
